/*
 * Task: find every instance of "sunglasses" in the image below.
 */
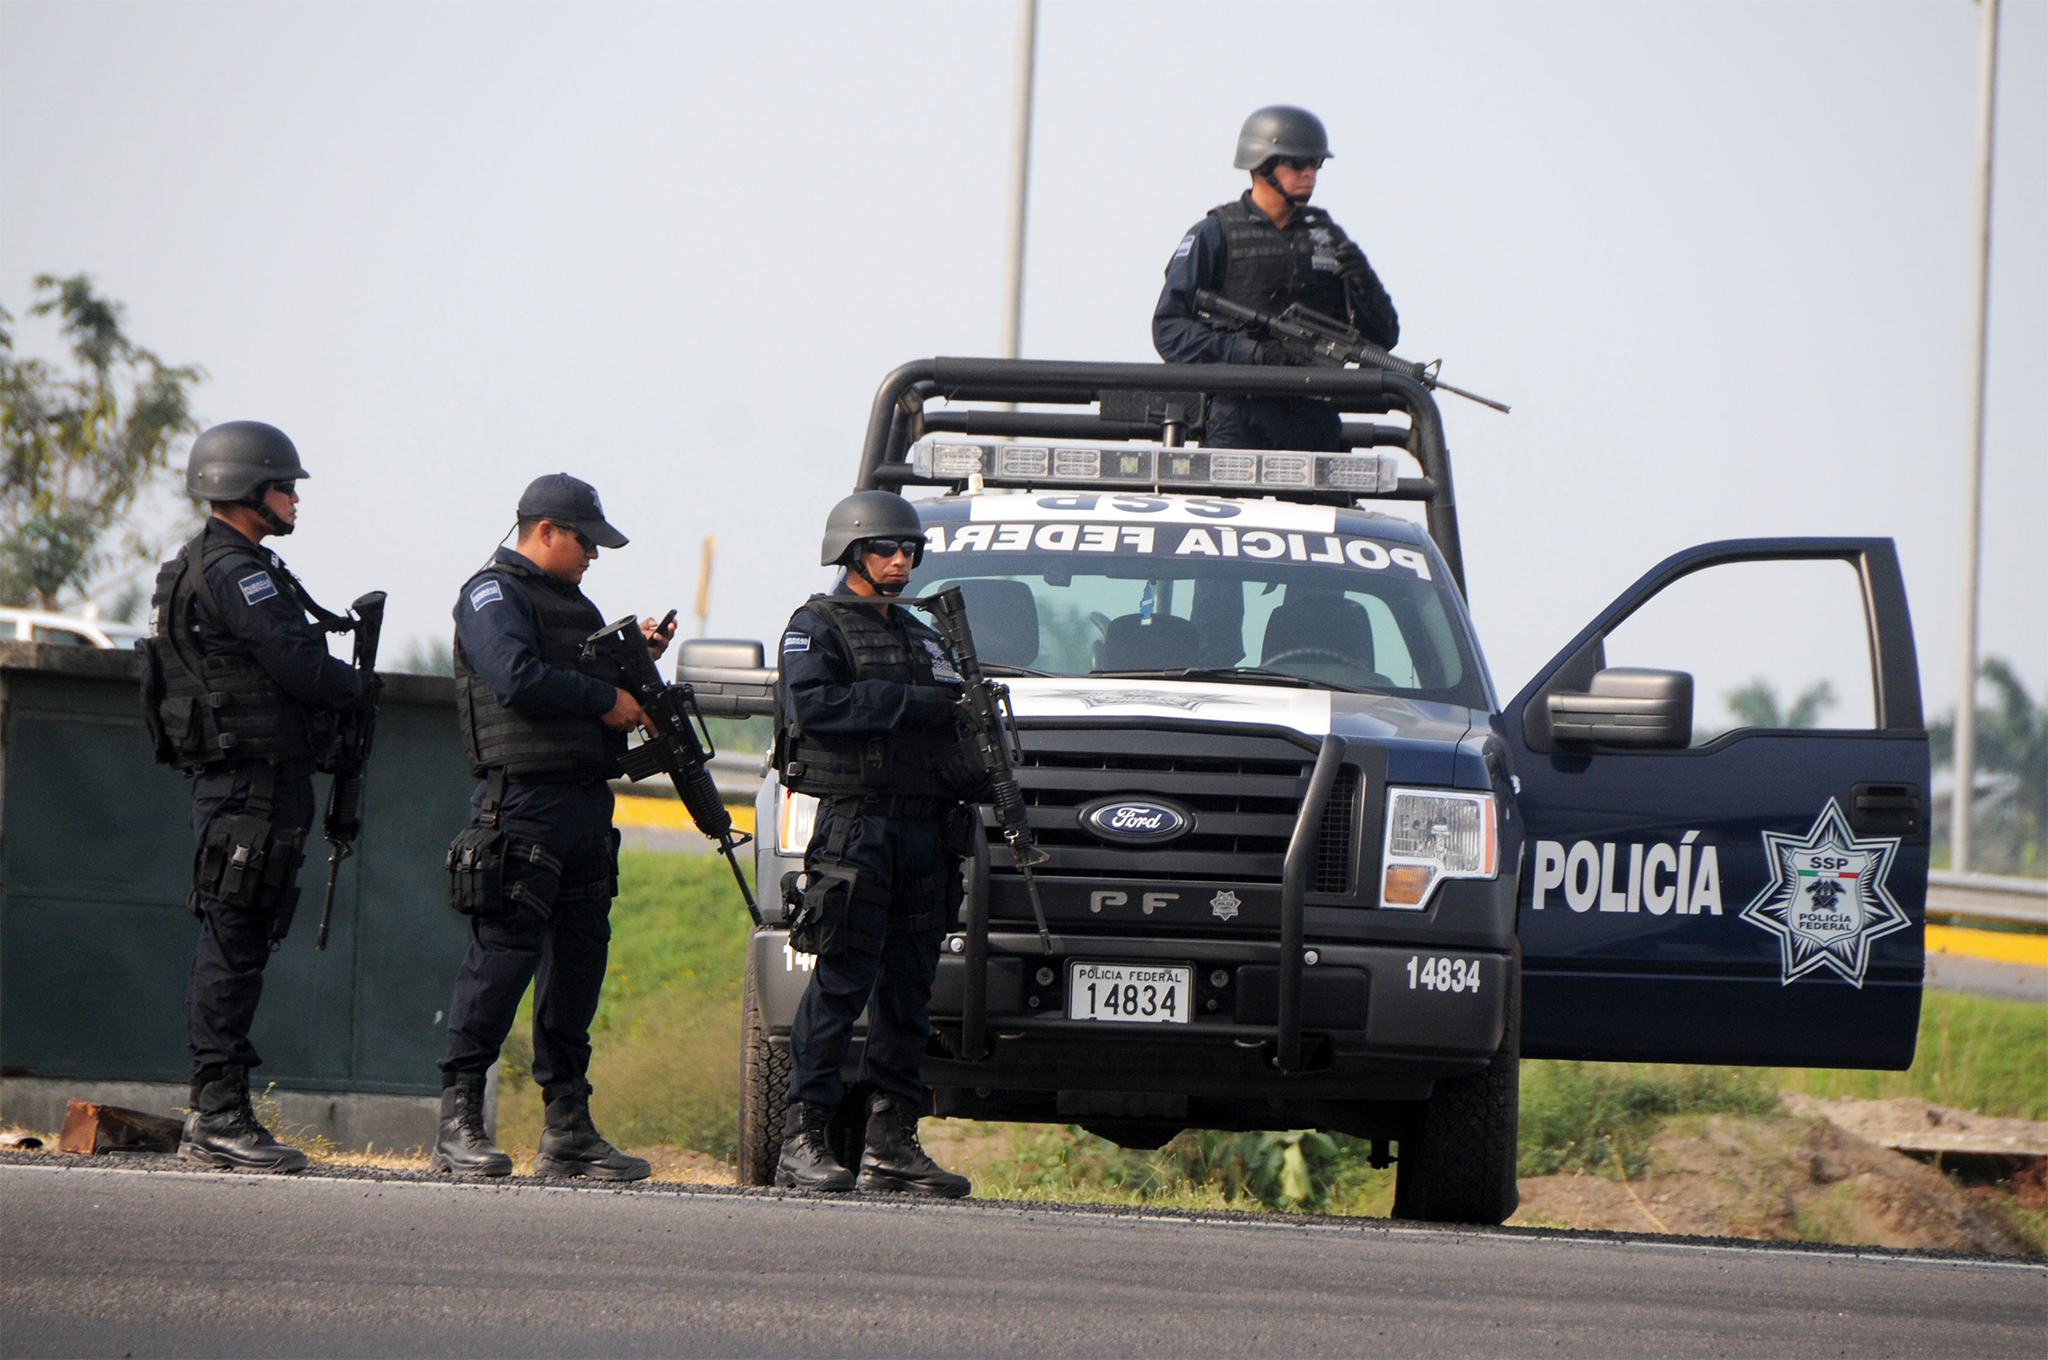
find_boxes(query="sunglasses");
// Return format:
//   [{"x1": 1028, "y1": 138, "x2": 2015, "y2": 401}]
[
  {"x1": 1275, "y1": 156, "x2": 1325, "y2": 172},
  {"x1": 549, "y1": 522, "x2": 597, "y2": 553},
  {"x1": 268, "y1": 480, "x2": 298, "y2": 497},
  {"x1": 862, "y1": 538, "x2": 924, "y2": 560}
]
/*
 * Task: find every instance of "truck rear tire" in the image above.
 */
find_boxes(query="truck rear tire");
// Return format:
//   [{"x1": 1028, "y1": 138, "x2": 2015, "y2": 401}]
[
  {"x1": 1391, "y1": 958, "x2": 1520, "y2": 1225},
  {"x1": 737, "y1": 943, "x2": 790, "y2": 1186}
]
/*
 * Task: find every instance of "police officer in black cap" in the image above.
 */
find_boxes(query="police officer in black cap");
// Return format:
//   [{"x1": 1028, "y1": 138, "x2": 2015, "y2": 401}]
[
  {"x1": 773, "y1": 491, "x2": 976, "y2": 1197},
  {"x1": 432, "y1": 474, "x2": 672, "y2": 1181},
  {"x1": 144, "y1": 421, "x2": 373, "y2": 1172},
  {"x1": 1154, "y1": 105, "x2": 1400, "y2": 451}
]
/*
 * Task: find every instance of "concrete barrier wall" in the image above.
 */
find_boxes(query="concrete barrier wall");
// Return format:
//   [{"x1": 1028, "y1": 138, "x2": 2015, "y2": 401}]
[{"x1": 0, "y1": 642, "x2": 477, "y2": 1144}]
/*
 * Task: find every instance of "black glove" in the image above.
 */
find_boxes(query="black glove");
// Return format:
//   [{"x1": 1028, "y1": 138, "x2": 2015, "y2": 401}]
[
  {"x1": 1252, "y1": 341, "x2": 1310, "y2": 367},
  {"x1": 1333, "y1": 240, "x2": 1373, "y2": 281}
]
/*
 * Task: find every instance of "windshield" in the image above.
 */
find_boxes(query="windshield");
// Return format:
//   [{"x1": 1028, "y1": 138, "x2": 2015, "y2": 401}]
[{"x1": 907, "y1": 511, "x2": 1484, "y2": 706}]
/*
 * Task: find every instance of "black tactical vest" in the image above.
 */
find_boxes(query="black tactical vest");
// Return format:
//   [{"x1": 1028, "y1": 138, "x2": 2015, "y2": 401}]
[
  {"x1": 780, "y1": 597, "x2": 974, "y2": 801},
  {"x1": 453, "y1": 558, "x2": 626, "y2": 781},
  {"x1": 145, "y1": 526, "x2": 320, "y2": 772},
  {"x1": 1209, "y1": 196, "x2": 1352, "y2": 321}
]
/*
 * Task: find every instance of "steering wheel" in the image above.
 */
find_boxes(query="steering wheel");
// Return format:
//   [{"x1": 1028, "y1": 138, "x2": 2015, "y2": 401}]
[{"x1": 1262, "y1": 647, "x2": 1368, "y2": 671}]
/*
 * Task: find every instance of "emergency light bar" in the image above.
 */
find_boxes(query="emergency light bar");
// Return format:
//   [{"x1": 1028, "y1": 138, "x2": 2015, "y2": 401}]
[{"x1": 906, "y1": 437, "x2": 1404, "y2": 496}]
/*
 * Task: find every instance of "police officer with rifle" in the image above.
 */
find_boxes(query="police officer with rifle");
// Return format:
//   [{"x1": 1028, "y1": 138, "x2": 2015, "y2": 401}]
[
  {"x1": 1153, "y1": 105, "x2": 1400, "y2": 451},
  {"x1": 434, "y1": 474, "x2": 668, "y2": 1181},
  {"x1": 772, "y1": 491, "x2": 981, "y2": 1196},
  {"x1": 142, "y1": 421, "x2": 379, "y2": 1172}
]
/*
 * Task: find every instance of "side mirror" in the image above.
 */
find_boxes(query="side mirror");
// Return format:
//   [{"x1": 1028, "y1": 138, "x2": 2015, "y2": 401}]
[
  {"x1": 678, "y1": 638, "x2": 777, "y2": 717},
  {"x1": 1546, "y1": 668, "x2": 1693, "y2": 749}
]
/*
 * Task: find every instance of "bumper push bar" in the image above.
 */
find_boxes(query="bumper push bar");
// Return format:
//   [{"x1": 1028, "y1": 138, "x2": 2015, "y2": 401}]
[{"x1": 956, "y1": 734, "x2": 1347, "y2": 1074}]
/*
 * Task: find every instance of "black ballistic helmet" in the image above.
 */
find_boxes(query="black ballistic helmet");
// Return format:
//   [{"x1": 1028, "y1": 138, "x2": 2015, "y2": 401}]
[
  {"x1": 517, "y1": 473, "x2": 629, "y2": 549},
  {"x1": 1234, "y1": 105, "x2": 1333, "y2": 170},
  {"x1": 185, "y1": 421, "x2": 312, "y2": 502},
  {"x1": 820, "y1": 491, "x2": 925, "y2": 566}
]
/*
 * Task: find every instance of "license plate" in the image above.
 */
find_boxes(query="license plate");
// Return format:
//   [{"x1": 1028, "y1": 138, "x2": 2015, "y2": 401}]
[{"x1": 1067, "y1": 962, "x2": 1192, "y2": 1025}]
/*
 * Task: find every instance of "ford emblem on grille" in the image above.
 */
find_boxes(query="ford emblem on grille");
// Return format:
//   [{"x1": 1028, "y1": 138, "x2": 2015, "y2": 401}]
[{"x1": 1079, "y1": 796, "x2": 1194, "y2": 846}]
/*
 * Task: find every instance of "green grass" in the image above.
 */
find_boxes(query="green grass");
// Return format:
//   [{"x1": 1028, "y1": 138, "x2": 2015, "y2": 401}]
[{"x1": 492, "y1": 850, "x2": 2047, "y2": 1203}]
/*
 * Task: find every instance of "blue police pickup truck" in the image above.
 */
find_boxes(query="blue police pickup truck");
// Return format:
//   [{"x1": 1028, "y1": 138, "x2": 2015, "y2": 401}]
[{"x1": 681, "y1": 359, "x2": 1928, "y2": 1225}]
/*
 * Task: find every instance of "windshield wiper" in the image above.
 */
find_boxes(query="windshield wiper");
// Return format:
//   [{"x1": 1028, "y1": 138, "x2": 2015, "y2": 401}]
[
  {"x1": 980, "y1": 663, "x2": 1055, "y2": 677},
  {"x1": 1089, "y1": 667, "x2": 1354, "y2": 692}
]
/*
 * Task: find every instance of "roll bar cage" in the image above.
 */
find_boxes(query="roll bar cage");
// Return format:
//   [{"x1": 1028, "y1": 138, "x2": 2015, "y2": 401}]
[{"x1": 853, "y1": 358, "x2": 1467, "y2": 594}]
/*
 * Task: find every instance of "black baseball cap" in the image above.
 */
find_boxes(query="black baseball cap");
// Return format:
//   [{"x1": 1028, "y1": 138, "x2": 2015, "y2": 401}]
[{"x1": 517, "y1": 473, "x2": 629, "y2": 549}]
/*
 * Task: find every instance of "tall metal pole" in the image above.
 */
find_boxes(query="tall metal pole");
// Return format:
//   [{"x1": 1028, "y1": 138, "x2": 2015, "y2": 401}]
[
  {"x1": 1953, "y1": 0, "x2": 2001, "y2": 872},
  {"x1": 998, "y1": 0, "x2": 1038, "y2": 360}
]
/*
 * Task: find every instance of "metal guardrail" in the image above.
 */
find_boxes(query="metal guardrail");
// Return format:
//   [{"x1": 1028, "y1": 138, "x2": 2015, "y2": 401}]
[
  {"x1": 613, "y1": 750, "x2": 765, "y2": 805},
  {"x1": 1926, "y1": 870, "x2": 2048, "y2": 926}
]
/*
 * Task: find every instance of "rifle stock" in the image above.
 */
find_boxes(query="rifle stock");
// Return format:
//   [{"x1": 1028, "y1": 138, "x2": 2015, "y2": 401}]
[{"x1": 316, "y1": 590, "x2": 387, "y2": 951}]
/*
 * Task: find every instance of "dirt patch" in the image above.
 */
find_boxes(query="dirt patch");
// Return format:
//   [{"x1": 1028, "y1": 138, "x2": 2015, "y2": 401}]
[
  {"x1": 1511, "y1": 1111, "x2": 2033, "y2": 1253},
  {"x1": 628, "y1": 1144, "x2": 737, "y2": 1185}
]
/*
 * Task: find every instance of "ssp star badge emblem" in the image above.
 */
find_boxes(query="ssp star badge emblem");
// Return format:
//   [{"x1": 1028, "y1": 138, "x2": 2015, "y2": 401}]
[{"x1": 1740, "y1": 798, "x2": 1909, "y2": 987}]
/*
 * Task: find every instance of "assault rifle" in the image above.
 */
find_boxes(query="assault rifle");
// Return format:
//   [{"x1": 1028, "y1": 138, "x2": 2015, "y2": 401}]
[
  {"x1": 582, "y1": 613, "x2": 757, "y2": 913},
  {"x1": 315, "y1": 591, "x2": 387, "y2": 951},
  {"x1": 1193, "y1": 289, "x2": 1511, "y2": 414},
  {"x1": 910, "y1": 586, "x2": 1053, "y2": 954}
]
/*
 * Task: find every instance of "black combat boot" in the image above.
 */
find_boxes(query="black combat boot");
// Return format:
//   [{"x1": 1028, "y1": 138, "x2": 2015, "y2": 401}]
[
  {"x1": 774, "y1": 1100, "x2": 855, "y2": 1192},
  {"x1": 532, "y1": 1085, "x2": 650, "y2": 1181},
  {"x1": 429, "y1": 1071, "x2": 512, "y2": 1176},
  {"x1": 857, "y1": 1090, "x2": 969, "y2": 1198},
  {"x1": 180, "y1": 1064, "x2": 309, "y2": 1173}
]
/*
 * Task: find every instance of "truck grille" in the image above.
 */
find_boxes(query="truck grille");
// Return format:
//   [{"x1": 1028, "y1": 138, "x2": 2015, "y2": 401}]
[{"x1": 995, "y1": 726, "x2": 1357, "y2": 891}]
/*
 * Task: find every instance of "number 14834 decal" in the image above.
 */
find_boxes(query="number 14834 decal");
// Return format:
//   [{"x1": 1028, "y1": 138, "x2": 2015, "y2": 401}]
[{"x1": 1407, "y1": 955, "x2": 1481, "y2": 993}]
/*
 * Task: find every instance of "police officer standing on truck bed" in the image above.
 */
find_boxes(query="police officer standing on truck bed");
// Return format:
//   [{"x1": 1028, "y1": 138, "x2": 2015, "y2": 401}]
[
  {"x1": 1153, "y1": 105, "x2": 1400, "y2": 452},
  {"x1": 433, "y1": 474, "x2": 672, "y2": 1181},
  {"x1": 144, "y1": 421, "x2": 373, "y2": 1172},
  {"x1": 774, "y1": 491, "x2": 977, "y2": 1197}
]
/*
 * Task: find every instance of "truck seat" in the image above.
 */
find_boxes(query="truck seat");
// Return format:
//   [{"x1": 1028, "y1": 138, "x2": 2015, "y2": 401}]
[
  {"x1": 1096, "y1": 612, "x2": 1199, "y2": 671},
  {"x1": 1261, "y1": 591, "x2": 1376, "y2": 668},
  {"x1": 950, "y1": 579, "x2": 1040, "y2": 668}
]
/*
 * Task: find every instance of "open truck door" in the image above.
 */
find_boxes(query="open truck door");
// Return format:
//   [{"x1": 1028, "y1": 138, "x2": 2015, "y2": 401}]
[{"x1": 1499, "y1": 539, "x2": 1928, "y2": 1069}]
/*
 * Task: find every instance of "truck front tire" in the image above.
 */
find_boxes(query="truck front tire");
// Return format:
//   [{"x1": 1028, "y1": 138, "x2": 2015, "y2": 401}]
[
  {"x1": 737, "y1": 945, "x2": 791, "y2": 1186},
  {"x1": 1391, "y1": 959, "x2": 1520, "y2": 1225}
]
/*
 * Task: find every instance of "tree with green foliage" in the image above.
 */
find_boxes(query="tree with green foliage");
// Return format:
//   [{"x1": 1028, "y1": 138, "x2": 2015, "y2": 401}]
[
  {"x1": 0, "y1": 274, "x2": 204, "y2": 611},
  {"x1": 1725, "y1": 677, "x2": 1837, "y2": 730},
  {"x1": 1931, "y1": 658, "x2": 2046, "y2": 877}
]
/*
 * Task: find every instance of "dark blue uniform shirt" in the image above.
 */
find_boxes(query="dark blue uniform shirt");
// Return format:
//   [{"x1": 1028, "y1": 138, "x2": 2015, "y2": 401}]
[
  {"x1": 454, "y1": 548, "x2": 618, "y2": 719},
  {"x1": 1152, "y1": 194, "x2": 1400, "y2": 365},
  {"x1": 778, "y1": 584, "x2": 959, "y2": 736},
  {"x1": 192, "y1": 519, "x2": 361, "y2": 710}
]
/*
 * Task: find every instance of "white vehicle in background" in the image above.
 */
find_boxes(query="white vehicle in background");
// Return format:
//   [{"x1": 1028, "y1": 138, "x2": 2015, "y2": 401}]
[{"x1": 0, "y1": 605, "x2": 148, "y2": 650}]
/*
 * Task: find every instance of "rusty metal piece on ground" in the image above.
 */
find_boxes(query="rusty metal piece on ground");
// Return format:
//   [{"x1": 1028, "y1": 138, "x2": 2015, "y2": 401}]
[{"x1": 57, "y1": 1100, "x2": 184, "y2": 1155}]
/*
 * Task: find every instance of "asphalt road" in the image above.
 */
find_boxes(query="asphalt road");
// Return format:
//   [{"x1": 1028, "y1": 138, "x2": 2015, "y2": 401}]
[{"x1": 3, "y1": 1160, "x2": 2043, "y2": 1359}]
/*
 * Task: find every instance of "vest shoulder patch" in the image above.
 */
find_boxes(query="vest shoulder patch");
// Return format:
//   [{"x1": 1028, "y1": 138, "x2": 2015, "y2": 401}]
[
  {"x1": 1173, "y1": 232, "x2": 1195, "y2": 259},
  {"x1": 237, "y1": 571, "x2": 278, "y2": 605},
  {"x1": 469, "y1": 579, "x2": 505, "y2": 611},
  {"x1": 781, "y1": 632, "x2": 811, "y2": 654}
]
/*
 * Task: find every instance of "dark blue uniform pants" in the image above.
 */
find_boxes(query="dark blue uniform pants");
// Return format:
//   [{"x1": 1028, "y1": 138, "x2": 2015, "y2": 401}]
[
  {"x1": 1207, "y1": 395, "x2": 1343, "y2": 451},
  {"x1": 787, "y1": 807, "x2": 950, "y2": 1108},
  {"x1": 440, "y1": 779, "x2": 618, "y2": 1094},
  {"x1": 186, "y1": 766, "x2": 315, "y2": 1075}
]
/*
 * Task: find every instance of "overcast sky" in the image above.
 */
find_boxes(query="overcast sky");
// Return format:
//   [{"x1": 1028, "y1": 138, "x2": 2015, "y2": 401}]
[{"x1": 3, "y1": 0, "x2": 2041, "y2": 723}]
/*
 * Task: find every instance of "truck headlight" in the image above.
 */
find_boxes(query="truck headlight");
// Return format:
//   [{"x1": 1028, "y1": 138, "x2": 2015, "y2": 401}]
[
  {"x1": 1380, "y1": 788, "x2": 1498, "y2": 910},
  {"x1": 777, "y1": 788, "x2": 819, "y2": 857}
]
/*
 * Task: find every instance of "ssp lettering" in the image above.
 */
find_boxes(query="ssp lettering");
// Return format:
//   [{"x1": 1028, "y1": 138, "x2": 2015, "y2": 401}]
[{"x1": 1406, "y1": 955, "x2": 1481, "y2": 994}]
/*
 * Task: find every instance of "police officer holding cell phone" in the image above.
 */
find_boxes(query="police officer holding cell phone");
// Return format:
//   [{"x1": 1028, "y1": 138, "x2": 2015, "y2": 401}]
[
  {"x1": 772, "y1": 492, "x2": 979, "y2": 1197},
  {"x1": 143, "y1": 421, "x2": 373, "y2": 1172},
  {"x1": 433, "y1": 474, "x2": 672, "y2": 1181},
  {"x1": 1153, "y1": 105, "x2": 1400, "y2": 451}
]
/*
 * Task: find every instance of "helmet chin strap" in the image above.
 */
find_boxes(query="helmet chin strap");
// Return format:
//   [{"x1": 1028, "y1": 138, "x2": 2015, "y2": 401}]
[
  {"x1": 1260, "y1": 166, "x2": 1312, "y2": 209},
  {"x1": 248, "y1": 488, "x2": 294, "y2": 536},
  {"x1": 848, "y1": 557, "x2": 905, "y2": 597}
]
